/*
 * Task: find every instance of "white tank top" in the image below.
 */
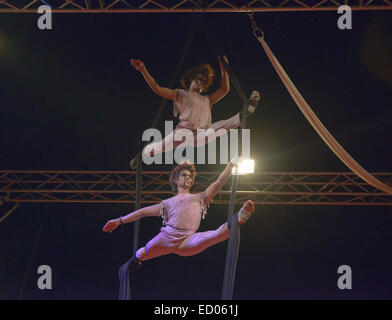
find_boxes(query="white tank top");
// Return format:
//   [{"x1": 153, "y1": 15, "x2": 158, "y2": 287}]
[
  {"x1": 173, "y1": 89, "x2": 212, "y2": 130},
  {"x1": 159, "y1": 192, "x2": 208, "y2": 231}
]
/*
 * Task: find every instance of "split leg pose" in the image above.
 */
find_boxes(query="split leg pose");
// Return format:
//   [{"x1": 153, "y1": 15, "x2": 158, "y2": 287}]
[
  {"x1": 130, "y1": 57, "x2": 260, "y2": 162},
  {"x1": 103, "y1": 158, "x2": 255, "y2": 271}
]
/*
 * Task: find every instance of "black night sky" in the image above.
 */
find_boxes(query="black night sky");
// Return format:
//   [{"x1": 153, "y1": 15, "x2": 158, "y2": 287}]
[{"x1": 0, "y1": 9, "x2": 392, "y2": 300}]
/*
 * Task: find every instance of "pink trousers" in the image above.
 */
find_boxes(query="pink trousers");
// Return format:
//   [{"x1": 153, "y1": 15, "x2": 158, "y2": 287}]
[
  {"x1": 136, "y1": 223, "x2": 230, "y2": 261},
  {"x1": 142, "y1": 113, "x2": 241, "y2": 158}
]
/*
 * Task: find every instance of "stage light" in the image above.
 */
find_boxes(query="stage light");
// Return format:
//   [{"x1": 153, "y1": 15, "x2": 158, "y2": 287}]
[{"x1": 232, "y1": 159, "x2": 254, "y2": 175}]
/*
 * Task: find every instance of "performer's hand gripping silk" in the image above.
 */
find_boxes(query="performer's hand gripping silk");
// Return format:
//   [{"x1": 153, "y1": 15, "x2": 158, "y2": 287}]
[
  {"x1": 130, "y1": 57, "x2": 259, "y2": 159},
  {"x1": 103, "y1": 158, "x2": 255, "y2": 271}
]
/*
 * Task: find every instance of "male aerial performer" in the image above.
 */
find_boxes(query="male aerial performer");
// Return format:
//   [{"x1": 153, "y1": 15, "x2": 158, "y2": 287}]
[{"x1": 103, "y1": 158, "x2": 255, "y2": 271}]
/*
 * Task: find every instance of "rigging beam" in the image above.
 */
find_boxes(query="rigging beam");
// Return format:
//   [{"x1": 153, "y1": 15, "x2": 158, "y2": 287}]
[
  {"x1": 0, "y1": 0, "x2": 391, "y2": 13},
  {"x1": 1, "y1": 170, "x2": 392, "y2": 205}
]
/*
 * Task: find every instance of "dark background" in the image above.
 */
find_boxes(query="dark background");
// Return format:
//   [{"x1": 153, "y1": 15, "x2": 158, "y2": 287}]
[{"x1": 0, "y1": 9, "x2": 391, "y2": 299}]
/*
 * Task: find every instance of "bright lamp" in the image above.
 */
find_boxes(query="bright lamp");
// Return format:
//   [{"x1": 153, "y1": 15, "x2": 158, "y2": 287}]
[{"x1": 232, "y1": 159, "x2": 254, "y2": 175}]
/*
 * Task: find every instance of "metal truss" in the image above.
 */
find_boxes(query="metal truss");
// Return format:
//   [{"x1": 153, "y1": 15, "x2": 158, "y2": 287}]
[
  {"x1": 1, "y1": 170, "x2": 391, "y2": 205},
  {"x1": 0, "y1": 0, "x2": 391, "y2": 13}
]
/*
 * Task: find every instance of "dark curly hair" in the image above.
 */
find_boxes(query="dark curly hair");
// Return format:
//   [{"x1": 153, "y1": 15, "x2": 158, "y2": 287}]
[
  {"x1": 180, "y1": 63, "x2": 215, "y2": 93},
  {"x1": 169, "y1": 161, "x2": 197, "y2": 192}
]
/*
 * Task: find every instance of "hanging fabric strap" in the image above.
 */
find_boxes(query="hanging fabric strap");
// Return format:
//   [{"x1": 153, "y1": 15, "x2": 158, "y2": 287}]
[
  {"x1": 198, "y1": 14, "x2": 250, "y2": 300},
  {"x1": 221, "y1": 175, "x2": 241, "y2": 300},
  {"x1": 255, "y1": 35, "x2": 392, "y2": 195}
]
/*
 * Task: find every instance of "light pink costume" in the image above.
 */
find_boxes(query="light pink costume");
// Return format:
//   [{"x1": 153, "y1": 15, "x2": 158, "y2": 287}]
[
  {"x1": 142, "y1": 90, "x2": 241, "y2": 158},
  {"x1": 136, "y1": 192, "x2": 230, "y2": 261}
]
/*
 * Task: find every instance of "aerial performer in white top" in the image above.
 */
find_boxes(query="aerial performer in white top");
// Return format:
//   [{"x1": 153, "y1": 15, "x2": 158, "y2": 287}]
[
  {"x1": 103, "y1": 158, "x2": 255, "y2": 272},
  {"x1": 130, "y1": 56, "x2": 260, "y2": 160}
]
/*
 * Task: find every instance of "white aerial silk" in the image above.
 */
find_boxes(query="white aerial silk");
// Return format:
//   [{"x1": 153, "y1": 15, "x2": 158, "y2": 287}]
[{"x1": 257, "y1": 37, "x2": 392, "y2": 195}]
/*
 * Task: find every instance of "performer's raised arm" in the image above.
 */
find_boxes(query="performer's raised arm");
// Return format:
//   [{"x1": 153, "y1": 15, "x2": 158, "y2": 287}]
[
  {"x1": 208, "y1": 55, "x2": 230, "y2": 105},
  {"x1": 102, "y1": 203, "x2": 161, "y2": 233},
  {"x1": 130, "y1": 58, "x2": 176, "y2": 100},
  {"x1": 203, "y1": 157, "x2": 239, "y2": 204}
]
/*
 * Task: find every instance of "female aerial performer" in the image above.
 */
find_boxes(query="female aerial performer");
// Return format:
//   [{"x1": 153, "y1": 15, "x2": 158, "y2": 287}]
[
  {"x1": 103, "y1": 158, "x2": 255, "y2": 272},
  {"x1": 130, "y1": 56, "x2": 260, "y2": 161}
]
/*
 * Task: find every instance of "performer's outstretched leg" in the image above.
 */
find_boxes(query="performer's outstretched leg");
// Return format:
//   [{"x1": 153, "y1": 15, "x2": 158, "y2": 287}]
[
  {"x1": 135, "y1": 231, "x2": 181, "y2": 262},
  {"x1": 174, "y1": 223, "x2": 230, "y2": 257},
  {"x1": 141, "y1": 91, "x2": 261, "y2": 160},
  {"x1": 174, "y1": 200, "x2": 255, "y2": 257}
]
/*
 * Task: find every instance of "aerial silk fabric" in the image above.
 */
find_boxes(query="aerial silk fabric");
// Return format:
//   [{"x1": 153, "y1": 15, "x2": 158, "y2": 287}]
[
  {"x1": 222, "y1": 209, "x2": 240, "y2": 300},
  {"x1": 257, "y1": 37, "x2": 392, "y2": 195},
  {"x1": 118, "y1": 262, "x2": 131, "y2": 300}
]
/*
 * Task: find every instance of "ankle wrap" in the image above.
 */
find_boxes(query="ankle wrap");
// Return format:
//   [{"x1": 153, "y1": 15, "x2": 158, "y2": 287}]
[{"x1": 239, "y1": 209, "x2": 250, "y2": 222}]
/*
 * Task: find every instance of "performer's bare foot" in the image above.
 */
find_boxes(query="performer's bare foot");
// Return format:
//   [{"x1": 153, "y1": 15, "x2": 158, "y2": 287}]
[
  {"x1": 240, "y1": 90, "x2": 261, "y2": 123},
  {"x1": 238, "y1": 200, "x2": 255, "y2": 226},
  {"x1": 247, "y1": 90, "x2": 260, "y2": 116}
]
